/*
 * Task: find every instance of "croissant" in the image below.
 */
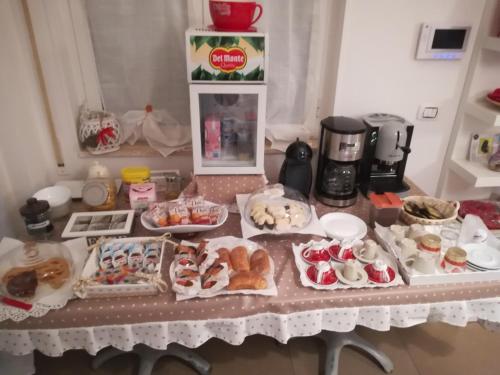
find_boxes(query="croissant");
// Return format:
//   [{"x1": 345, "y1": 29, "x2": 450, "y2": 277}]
[
  {"x1": 230, "y1": 246, "x2": 250, "y2": 272},
  {"x1": 250, "y1": 249, "x2": 270, "y2": 275},
  {"x1": 228, "y1": 271, "x2": 267, "y2": 290}
]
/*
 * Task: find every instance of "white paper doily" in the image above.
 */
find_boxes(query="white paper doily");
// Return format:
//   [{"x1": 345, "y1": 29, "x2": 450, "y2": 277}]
[{"x1": 0, "y1": 237, "x2": 88, "y2": 322}]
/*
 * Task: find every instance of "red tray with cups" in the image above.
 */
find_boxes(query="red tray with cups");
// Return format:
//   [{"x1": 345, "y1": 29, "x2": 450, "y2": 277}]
[{"x1": 292, "y1": 239, "x2": 404, "y2": 290}]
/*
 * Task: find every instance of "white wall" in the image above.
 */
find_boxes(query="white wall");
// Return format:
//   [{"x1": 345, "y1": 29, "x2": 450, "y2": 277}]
[
  {"x1": 331, "y1": 0, "x2": 485, "y2": 195},
  {"x1": 0, "y1": 0, "x2": 56, "y2": 237}
]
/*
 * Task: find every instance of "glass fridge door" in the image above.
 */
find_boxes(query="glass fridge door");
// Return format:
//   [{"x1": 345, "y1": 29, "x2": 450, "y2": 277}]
[{"x1": 200, "y1": 93, "x2": 257, "y2": 167}]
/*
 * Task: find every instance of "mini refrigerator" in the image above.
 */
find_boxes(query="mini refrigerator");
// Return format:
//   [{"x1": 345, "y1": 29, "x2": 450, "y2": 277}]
[{"x1": 186, "y1": 28, "x2": 268, "y2": 175}]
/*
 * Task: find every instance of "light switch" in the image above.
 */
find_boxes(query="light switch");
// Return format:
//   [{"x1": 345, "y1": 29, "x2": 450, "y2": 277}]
[{"x1": 417, "y1": 105, "x2": 439, "y2": 120}]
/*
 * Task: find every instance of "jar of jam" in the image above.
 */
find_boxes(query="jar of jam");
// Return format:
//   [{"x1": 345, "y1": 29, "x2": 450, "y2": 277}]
[
  {"x1": 19, "y1": 198, "x2": 54, "y2": 238},
  {"x1": 418, "y1": 234, "x2": 441, "y2": 256}
]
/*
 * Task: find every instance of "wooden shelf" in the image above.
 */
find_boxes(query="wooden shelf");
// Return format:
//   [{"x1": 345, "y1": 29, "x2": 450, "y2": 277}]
[
  {"x1": 464, "y1": 99, "x2": 500, "y2": 126},
  {"x1": 483, "y1": 36, "x2": 500, "y2": 52},
  {"x1": 449, "y1": 159, "x2": 500, "y2": 187}
]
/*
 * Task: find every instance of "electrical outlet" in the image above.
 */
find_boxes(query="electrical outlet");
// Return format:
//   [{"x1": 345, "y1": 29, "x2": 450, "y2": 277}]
[{"x1": 56, "y1": 164, "x2": 69, "y2": 176}]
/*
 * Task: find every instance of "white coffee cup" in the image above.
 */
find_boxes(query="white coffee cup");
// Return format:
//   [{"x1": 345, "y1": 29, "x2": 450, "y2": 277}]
[
  {"x1": 390, "y1": 225, "x2": 407, "y2": 241},
  {"x1": 404, "y1": 252, "x2": 435, "y2": 274},
  {"x1": 360, "y1": 241, "x2": 378, "y2": 260},
  {"x1": 343, "y1": 259, "x2": 360, "y2": 281},
  {"x1": 399, "y1": 238, "x2": 418, "y2": 259},
  {"x1": 407, "y1": 224, "x2": 427, "y2": 241}
]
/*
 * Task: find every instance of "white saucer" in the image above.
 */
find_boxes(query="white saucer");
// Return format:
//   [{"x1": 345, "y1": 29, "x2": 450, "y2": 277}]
[
  {"x1": 335, "y1": 267, "x2": 368, "y2": 286},
  {"x1": 353, "y1": 247, "x2": 378, "y2": 264},
  {"x1": 462, "y1": 243, "x2": 500, "y2": 269},
  {"x1": 320, "y1": 213, "x2": 367, "y2": 241}
]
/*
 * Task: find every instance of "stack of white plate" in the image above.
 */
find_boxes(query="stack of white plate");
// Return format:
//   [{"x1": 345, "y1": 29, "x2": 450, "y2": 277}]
[{"x1": 462, "y1": 243, "x2": 500, "y2": 271}]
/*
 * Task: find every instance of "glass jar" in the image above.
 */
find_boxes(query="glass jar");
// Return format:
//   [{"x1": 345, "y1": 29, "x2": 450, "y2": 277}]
[
  {"x1": 82, "y1": 162, "x2": 116, "y2": 211},
  {"x1": 19, "y1": 198, "x2": 53, "y2": 238}
]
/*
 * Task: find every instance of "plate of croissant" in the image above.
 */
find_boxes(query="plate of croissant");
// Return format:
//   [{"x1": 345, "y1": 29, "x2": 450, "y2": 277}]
[{"x1": 170, "y1": 236, "x2": 277, "y2": 300}]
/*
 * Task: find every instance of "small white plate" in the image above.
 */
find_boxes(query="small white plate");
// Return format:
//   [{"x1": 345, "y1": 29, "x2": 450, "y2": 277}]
[
  {"x1": 320, "y1": 213, "x2": 367, "y2": 241},
  {"x1": 462, "y1": 243, "x2": 500, "y2": 269},
  {"x1": 335, "y1": 267, "x2": 368, "y2": 286},
  {"x1": 353, "y1": 247, "x2": 378, "y2": 264}
]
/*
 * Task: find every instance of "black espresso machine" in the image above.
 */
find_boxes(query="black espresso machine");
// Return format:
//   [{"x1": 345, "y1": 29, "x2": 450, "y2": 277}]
[{"x1": 359, "y1": 113, "x2": 413, "y2": 196}]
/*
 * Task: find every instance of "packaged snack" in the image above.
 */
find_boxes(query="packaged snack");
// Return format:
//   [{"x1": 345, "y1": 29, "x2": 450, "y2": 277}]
[
  {"x1": 127, "y1": 246, "x2": 144, "y2": 270},
  {"x1": 184, "y1": 196, "x2": 205, "y2": 211},
  {"x1": 169, "y1": 205, "x2": 191, "y2": 225},
  {"x1": 209, "y1": 206, "x2": 223, "y2": 225},
  {"x1": 147, "y1": 202, "x2": 169, "y2": 227},
  {"x1": 191, "y1": 205, "x2": 211, "y2": 225}
]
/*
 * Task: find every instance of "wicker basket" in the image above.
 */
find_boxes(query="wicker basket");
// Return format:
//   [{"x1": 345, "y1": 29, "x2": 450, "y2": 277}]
[{"x1": 400, "y1": 196, "x2": 460, "y2": 225}]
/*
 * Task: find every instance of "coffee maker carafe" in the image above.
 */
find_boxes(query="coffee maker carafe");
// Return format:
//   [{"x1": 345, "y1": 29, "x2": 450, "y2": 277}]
[
  {"x1": 359, "y1": 113, "x2": 413, "y2": 196},
  {"x1": 315, "y1": 117, "x2": 366, "y2": 207}
]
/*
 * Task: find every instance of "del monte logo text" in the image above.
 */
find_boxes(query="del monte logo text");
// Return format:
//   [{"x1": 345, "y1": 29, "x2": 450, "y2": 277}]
[{"x1": 209, "y1": 47, "x2": 247, "y2": 73}]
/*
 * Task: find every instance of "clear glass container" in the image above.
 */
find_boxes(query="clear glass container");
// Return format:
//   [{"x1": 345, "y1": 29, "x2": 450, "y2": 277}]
[
  {"x1": 0, "y1": 242, "x2": 74, "y2": 302},
  {"x1": 243, "y1": 184, "x2": 312, "y2": 234}
]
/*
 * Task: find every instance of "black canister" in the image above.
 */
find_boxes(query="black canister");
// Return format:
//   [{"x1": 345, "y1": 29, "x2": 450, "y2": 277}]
[{"x1": 19, "y1": 198, "x2": 53, "y2": 237}]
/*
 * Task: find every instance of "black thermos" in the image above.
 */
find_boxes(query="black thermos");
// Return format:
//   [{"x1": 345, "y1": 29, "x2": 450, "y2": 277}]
[{"x1": 279, "y1": 138, "x2": 313, "y2": 197}]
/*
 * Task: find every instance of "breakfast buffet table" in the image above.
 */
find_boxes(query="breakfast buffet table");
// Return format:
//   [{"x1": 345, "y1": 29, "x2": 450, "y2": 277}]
[{"x1": 2, "y1": 182, "x2": 500, "y2": 375}]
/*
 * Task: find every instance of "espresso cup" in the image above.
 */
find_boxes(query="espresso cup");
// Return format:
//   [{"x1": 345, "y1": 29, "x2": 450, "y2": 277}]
[
  {"x1": 390, "y1": 225, "x2": 406, "y2": 241},
  {"x1": 399, "y1": 238, "x2": 418, "y2": 259},
  {"x1": 360, "y1": 243, "x2": 377, "y2": 260},
  {"x1": 407, "y1": 224, "x2": 427, "y2": 241},
  {"x1": 343, "y1": 259, "x2": 360, "y2": 281},
  {"x1": 315, "y1": 261, "x2": 333, "y2": 284},
  {"x1": 405, "y1": 252, "x2": 435, "y2": 274},
  {"x1": 209, "y1": 1, "x2": 263, "y2": 31}
]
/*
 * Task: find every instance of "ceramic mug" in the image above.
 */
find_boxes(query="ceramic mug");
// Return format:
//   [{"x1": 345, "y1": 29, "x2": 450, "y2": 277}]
[
  {"x1": 405, "y1": 252, "x2": 435, "y2": 274},
  {"x1": 366, "y1": 260, "x2": 392, "y2": 283},
  {"x1": 343, "y1": 259, "x2": 360, "y2": 281},
  {"x1": 302, "y1": 242, "x2": 330, "y2": 263},
  {"x1": 209, "y1": 1, "x2": 263, "y2": 31}
]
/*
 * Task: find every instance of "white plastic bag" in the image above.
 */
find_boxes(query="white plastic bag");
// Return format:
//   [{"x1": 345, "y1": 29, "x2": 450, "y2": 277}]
[{"x1": 120, "y1": 105, "x2": 191, "y2": 156}]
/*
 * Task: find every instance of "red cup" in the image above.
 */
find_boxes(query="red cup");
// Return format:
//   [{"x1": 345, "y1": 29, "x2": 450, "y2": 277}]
[{"x1": 209, "y1": 1, "x2": 263, "y2": 31}]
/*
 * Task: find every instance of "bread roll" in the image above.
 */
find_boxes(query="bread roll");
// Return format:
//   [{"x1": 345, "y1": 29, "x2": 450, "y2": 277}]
[
  {"x1": 227, "y1": 271, "x2": 267, "y2": 290},
  {"x1": 250, "y1": 249, "x2": 270, "y2": 275},
  {"x1": 230, "y1": 246, "x2": 250, "y2": 272}
]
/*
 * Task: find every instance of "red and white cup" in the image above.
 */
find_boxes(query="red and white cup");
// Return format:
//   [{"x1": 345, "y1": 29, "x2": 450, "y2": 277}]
[
  {"x1": 209, "y1": 0, "x2": 263, "y2": 31},
  {"x1": 306, "y1": 261, "x2": 337, "y2": 285},
  {"x1": 365, "y1": 260, "x2": 395, "y2": 283},
  {"x1": 301, "y1": 242, "x2": 330, "y2": 264}
]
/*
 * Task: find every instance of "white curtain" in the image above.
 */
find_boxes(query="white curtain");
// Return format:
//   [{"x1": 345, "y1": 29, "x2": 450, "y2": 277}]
[{"x1": 85, "y1": 0, "x2": 319, "y2": 152}]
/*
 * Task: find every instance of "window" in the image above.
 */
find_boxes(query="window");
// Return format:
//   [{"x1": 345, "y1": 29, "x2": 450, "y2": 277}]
[{"x1": 27, "y1": 0, "x2": 333, "y2": 159}]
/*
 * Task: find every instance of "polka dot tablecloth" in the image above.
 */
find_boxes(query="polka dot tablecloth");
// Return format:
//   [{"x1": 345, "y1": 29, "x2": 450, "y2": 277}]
[{"x1": 2, "y1": 180, "x2": 500, "y2": 357}]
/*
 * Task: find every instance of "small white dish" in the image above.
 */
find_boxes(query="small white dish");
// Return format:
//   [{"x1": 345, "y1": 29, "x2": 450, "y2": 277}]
[
  {"x1": 353, "y1": 247, "x2": 378, "y2": 264},
  {"x1": 320, "y1": 212, "x2": 367, "y2": 241},
  {"x1": 33, "y1": 185, "x2": 72, "y2": 219},
  {"x1": 462, "y1": 243, "x2": 500, "y2": 269},
  {"x1": 335, "y1": 266, "x2": 368, "y2": 286}
]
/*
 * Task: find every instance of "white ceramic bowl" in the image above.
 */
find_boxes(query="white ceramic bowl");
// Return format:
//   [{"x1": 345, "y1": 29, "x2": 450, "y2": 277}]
[
  {"x1": 319, "y1": 212, "x2": 368, "y2": 241},
  {"x1": 33, "y1": 185, "x2": 72, "y2": 219}
]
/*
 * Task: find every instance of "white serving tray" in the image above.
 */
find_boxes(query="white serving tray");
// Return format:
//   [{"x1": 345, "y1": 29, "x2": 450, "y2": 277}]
[
  {"x1": 140, "y1": 200, "x2": 228, "y2": 234},
  {"x1": 374, "y1": 223, "x2": 500, "y2": 286},
  {"x1": 78, "y1": 237, "x2": 166, "y2": 298},
  {"x1": 170, "y1": 236, "x2": 277, "y2": 301},
  {"x1": 292, "y1": 239, "x2": 404, "y2": 290},
  {"x1": 62, "y1": 210, "x2": 135, "y2": 239}
]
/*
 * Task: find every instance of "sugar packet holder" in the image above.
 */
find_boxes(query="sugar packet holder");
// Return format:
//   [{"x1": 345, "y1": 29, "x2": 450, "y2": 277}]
[{"x1": 292, "y1": 240, "x2": 403, "y2": 290}]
